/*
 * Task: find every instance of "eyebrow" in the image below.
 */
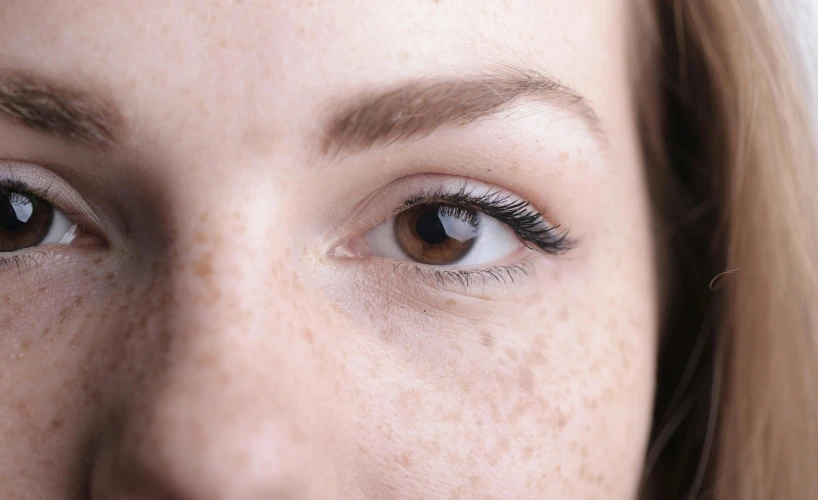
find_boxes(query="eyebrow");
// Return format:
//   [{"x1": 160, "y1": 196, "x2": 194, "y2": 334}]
[
  {"x1": 0, "y1": 66, "x2": 602, "y2": 155},
  {"x1": 320, "y1": 66, "x2": 605, "y2": 157},
  {"x1": 0, "y1": 70, "x2": 122, "y2": 147}
]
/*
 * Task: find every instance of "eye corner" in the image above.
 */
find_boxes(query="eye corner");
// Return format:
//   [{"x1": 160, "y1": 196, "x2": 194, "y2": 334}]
[{"x1": 327, "y1": 237, "x2": 372, "y2": 260}]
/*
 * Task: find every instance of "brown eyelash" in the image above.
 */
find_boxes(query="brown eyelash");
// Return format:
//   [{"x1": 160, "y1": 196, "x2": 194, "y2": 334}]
[{"x1": 0, "y1": 249, "x2": 55, "y2": 275}]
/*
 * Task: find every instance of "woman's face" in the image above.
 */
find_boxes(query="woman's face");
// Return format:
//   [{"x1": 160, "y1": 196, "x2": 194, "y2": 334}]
[{"x1": 0, "y1": 1, "x2": 658, "y2": 498}]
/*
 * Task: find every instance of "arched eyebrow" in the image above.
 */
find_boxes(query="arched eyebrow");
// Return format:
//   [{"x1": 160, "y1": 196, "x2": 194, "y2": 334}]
[
  {"x1": 0, "y1": 66, "x2": 605, "y2": 154},
  {"x1": 0, "y1": 70, "x2": 122, "y2": 148},
  {"x1": 319, "y1": 66, "x2": 606, "y2": 157}
]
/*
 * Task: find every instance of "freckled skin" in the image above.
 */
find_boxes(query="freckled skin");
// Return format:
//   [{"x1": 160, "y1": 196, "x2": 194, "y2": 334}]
[{"x1": 0, "y1": 1, "x2": 657, "y2": 499}]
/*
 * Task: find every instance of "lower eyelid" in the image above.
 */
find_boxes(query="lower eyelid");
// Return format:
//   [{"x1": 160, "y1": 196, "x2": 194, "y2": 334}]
[
  {"x1": 341, "y1": 242, "x2": 537, "y2": 293},
  {"x1": 390, "y1": 259, "x2": 538, "y2": 295},
  {"x1": 0, "y1": 230, "x2": 105, "y2": 276},
  {"x1": 0, "y1": 248, "x2": 58, "y2": 275}
]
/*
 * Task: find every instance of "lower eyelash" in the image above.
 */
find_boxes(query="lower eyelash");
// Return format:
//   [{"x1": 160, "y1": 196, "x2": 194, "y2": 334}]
[
  {"x1": 0, "y1": 250, "x2": 55, "y2": 274},
  {"x1": 392, "y1": 260, "x2": 535, "y2": 292}
]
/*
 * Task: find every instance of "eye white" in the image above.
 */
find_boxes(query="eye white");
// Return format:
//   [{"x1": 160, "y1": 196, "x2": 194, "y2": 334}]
[
  {"x1": 39, "y1": 208, "x2": 78, "y2": 245},
  {"x1": 454, "y1": 213, "x2": 521, "y2": 265},
  {"x1": 363, "y1": 211, "x2": 524, "y2": 266}
]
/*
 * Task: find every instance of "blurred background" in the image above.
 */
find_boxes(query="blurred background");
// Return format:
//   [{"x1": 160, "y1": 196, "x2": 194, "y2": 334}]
[{"x1": 778, "y1": 0, "x2": 818, "y2": 127}]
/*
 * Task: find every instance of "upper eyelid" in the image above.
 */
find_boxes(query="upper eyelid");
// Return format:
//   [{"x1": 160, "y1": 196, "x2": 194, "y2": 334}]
[
  {"x1": 325, "y1": 175, "x2": 577, "y2": 268},
  {"x1": 387, "y1": 187, "x2": 574, "y2": 252},
  {"x1": 0, "y1": 160, "x2": 109, "y2": 235},
  {"x1": 325, "y1": 174, "x2": 565, "y2": 250},
  {"x1": 2, "y1": 179, "x2": 80, "y2": 218}
]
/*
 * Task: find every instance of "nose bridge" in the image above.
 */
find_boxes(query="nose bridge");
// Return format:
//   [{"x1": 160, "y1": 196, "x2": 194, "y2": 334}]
[
  {"x1": 165, "y1": 170, "x2": 302, "y2": 354},
  {"x1": 93, "y1": 180, "x2": 340, "y2": 499},
  {"x1": 163, "y1": 173, "x2": 303, "y2": 385}
]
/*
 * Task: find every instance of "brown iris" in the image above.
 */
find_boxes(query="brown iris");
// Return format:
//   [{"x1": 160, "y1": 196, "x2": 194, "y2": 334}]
[
  {"x1": 395, "y1": 204, "x2": 478, "y2": 265},
  {"x1": 0, "y1": 188, "x2": 54, "y2": 252}
]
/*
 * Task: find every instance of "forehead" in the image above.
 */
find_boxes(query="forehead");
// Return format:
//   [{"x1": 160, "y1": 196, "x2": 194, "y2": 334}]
[{"x1": 0, "y1": 0, "x2": 630, "y2": 151}]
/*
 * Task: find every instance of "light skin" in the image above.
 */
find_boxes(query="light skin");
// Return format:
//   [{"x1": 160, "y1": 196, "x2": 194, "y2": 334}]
[{"x1": 0, "y1": 1, "x2": 658, "y2": 499}]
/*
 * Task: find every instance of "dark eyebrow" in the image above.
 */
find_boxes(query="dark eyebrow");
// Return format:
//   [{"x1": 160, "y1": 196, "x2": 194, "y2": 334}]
[
  {"x1": 0, "y1": 70, "x2": 122, "y2": 147},
  {"x1": 320, "y1": 66, "x2": 605, "y2": 157}
]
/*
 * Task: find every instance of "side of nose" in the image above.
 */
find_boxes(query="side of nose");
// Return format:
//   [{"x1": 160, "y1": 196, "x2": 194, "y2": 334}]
[{"x1": 90, "y1": 190, "x2": 342, "y2": 500}]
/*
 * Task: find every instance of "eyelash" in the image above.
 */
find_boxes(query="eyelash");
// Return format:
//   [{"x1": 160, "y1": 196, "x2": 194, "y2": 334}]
[
  {"x1": 397, "y1": 186, "x2": 573, "y2": 255},
  {"x1": 0, "y1": 176, "x2": 571, "y2": 288},
  {"x1": 0, "y1": 179, "x2": 77, "y2": 272},
  {"x1": 0, "y1": 178, "x2": 75, "y2": 216},
  {"x1": 390, "y1": 259, "x2": 536, "y2": 292},
  {"x1": 0, "y1": 250, "x2": 57, "y2": 273},
  {"x1": 378, "y1": 186, "x2": 572, "y2": 291}
]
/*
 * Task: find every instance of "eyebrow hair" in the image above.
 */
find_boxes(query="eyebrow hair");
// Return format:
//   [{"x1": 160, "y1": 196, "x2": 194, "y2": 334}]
[
  {"x1": 320, "y1": 66, "x2": 605, "y2": 157},
  {"x1": 0, "y1": 70, "x2": 122, "y2": 147},
  {"x1": 0, "y1": 67, "x2": 602, "y2": 155}
]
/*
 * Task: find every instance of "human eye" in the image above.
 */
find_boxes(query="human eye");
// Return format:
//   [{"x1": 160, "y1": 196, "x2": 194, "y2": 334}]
[
  {"x1": 0, "y1": 172, "x2": 102, "y2": 272},
  {"x1": 330, "y1": 176, "x2": 574, "y2": 290}
]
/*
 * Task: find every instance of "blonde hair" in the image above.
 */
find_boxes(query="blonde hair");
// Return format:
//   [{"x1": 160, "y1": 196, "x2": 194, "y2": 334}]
[{"x1": 634, "y1": 0, "x2": 818, "y2": 498}]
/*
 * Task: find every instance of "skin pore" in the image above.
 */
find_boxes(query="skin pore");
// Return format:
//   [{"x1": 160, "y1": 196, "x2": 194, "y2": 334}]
[{"x1": 0, "y1": 1, "x2": 658, "y2": 499}]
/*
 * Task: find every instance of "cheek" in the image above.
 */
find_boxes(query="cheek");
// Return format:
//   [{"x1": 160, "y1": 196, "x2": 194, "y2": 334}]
[
  {"x1": 0, "y1": 275, "x2": 116, "y2": 496},
  {"x1": 0, "y1": 240, "x2": 655, "y2": 500},
  {"x1": 338, "y1": 295, "x2": 655, "y2": 499},
  {"x1": 0, "y1": 252, "x2": 179, "y2": 488}
]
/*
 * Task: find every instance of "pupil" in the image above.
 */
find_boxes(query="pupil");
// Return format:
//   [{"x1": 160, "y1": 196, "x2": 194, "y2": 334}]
[
  {"x1": 415, "y1": 209, "x2": 449, "y2": 245},
  {"x1": 0, "y1": 192, "x2": 32, "y2": 232}
]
